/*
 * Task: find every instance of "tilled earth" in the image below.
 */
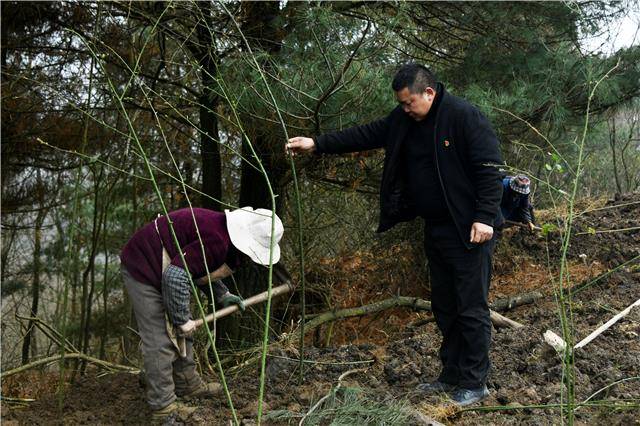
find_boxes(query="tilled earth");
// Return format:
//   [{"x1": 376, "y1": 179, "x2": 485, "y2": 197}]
[{"x1": 2, "y1": 195, "x2": 639, "y2": 425}]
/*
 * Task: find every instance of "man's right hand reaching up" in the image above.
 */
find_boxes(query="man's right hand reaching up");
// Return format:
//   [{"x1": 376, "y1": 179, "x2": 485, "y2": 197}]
[{"x1": 286, "y1": 137, "x2": 316, "y2": 156}]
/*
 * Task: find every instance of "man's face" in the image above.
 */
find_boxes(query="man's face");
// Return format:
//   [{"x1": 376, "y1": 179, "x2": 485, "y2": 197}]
[{"x1": 395, "y1": 86, "x2": 436, "y2": 121}]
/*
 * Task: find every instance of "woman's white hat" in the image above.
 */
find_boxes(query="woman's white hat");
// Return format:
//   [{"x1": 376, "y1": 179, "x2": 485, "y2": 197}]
[{"x1": 225, "y1": 207, "x2": 284, "y2": 265}]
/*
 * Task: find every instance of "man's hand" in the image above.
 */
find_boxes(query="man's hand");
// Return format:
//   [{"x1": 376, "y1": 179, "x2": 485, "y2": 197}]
[
  {"x1": 527, "y1": 222, "x2": 535, "y2": 232},
  {"x1": 286, "y1": 137, "x2": 316, "y2": 156},
  {"x1": 470, "y1": 222, "x2": 494, "y2": 243},
  {"x1": 221, "y1": 292, "x2": 246, "y2": 312},
  {"x1": 178, "y1": 319, "x2": 197, "y2": 336}
]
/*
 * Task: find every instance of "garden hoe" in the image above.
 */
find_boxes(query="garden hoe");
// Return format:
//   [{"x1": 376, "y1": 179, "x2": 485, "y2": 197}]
[{"x1": 167, "y1": 282, "x2": 295, "y2": 357}]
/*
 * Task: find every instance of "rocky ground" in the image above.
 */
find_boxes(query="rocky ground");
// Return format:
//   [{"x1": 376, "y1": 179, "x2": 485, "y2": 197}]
[{"x1": 2, "y1": 194, "x2": 639, "y2": 425}]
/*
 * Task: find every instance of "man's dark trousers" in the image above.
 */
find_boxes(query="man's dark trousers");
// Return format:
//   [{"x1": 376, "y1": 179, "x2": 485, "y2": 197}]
[{"x1": 424, "y1": 221, "x2": 495, "y2": 389}]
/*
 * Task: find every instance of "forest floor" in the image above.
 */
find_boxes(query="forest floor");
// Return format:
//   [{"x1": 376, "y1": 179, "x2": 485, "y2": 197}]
[{"x1": 2, "y1": 194, "x2": 639, "y2": 425}]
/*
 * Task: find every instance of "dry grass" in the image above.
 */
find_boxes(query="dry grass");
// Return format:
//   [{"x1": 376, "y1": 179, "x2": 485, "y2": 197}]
[
  {"x1": 492, "y1": 260, "x2": 606, "y2": 300},
  {"x1": 416, "y1": 399, "x2": 460, "y2": 423},
  {"x1": 1, "y1": 370, "x2": 71, "y2": 400}
]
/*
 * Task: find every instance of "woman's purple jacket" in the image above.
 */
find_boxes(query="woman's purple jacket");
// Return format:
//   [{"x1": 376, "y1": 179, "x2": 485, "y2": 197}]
[{"x1": 120, "y1": 208, "x2": 238, "y2": 290}]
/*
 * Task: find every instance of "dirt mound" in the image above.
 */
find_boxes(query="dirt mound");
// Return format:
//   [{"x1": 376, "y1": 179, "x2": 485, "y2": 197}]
[{"x1": 502, "y1": 192, "x2": 640, "y2": 267}]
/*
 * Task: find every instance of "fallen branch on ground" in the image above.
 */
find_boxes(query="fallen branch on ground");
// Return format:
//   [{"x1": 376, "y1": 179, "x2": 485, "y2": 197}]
[
  {"x1": 289, "y1": 296, "x2": 524, "y2": 342},
  {"x1": 490, "y1": 312, "x2": 525, "y2": 329},
  {"x1": 1, "y1": 352, "x2": 139, "y2": 379},
  {"x1": 575, "y1": 226, "x2": 640, "y2": 236},
  {"x1": 408, "y1": 292, "x2": 540, "y2": 328},
  {"x1": 490, "y1": 291, "x2": 543, "y2": 311},
  {"x1": 574, "y1": 298, "x2": 640, "y2": 349},
  {"x1": 544, "y1": 298, "x2": 640, "y2": 353}
]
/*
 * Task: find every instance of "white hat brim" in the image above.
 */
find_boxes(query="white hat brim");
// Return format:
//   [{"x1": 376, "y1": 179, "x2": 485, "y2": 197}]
[{"x1": 225, "y1": 208, "x2": 281, "y2": 266}]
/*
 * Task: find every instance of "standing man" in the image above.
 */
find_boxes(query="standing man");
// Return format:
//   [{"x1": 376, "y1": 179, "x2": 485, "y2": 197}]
[{"x1": 287, "y1": 63, "x2": 503, "y2": 406}]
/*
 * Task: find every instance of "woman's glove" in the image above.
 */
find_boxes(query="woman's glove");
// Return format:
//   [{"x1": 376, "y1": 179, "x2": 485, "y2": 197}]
[{"x1": 220, "y1": 292, "x2": 245, "y2": 312}]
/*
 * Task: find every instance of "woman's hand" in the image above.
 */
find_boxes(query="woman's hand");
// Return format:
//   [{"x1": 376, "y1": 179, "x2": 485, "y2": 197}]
[{"x1": 178, "y1": 319, "x2": 197, "y2": 336}]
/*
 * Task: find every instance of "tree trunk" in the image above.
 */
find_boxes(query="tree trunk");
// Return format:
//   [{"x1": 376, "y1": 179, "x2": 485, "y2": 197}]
[
  {"x1": 620, "y1": 116, "x2": 637, "y2": 192},
  {"x1": 608, "y1": 116, "x2": 622, "y2": 194},
  {"x1": 238, "y1": 134, "x2": 287, "y2": 211},
  {"x1": 194, "y1": 1, "x2": 221, "y2": 211},
  {"x1": 0, "y1": 227, "x2": 16, "y2": 284},
  {"x1": 199, "y1": 94, "x2": 221, "y2": 210},
  {"x1": 21, "y1": 203, "x2": 47, "y2": 364},
  {"x1": 220, "y1": 130, "x2": 290, "y2": 346},
  {"x1": 83, "y1": 170, "x2": 119, "y2": 369},
  {"x1": 78, "y1": 169, "x2": 103, "y2": 354},
  {"x1": 122, "y1": 160, "x2": 139, "y2": 363},
  {"x1": 218, "y1": 1, "x2": 292, "y2": 348},
  {"x1": 99, "y1": 209, "x2": 109, "y2": 359}
]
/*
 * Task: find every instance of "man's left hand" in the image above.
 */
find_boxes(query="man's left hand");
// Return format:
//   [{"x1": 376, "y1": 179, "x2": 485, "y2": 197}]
[
  {"x1": 470, "y1": 222, "x2": 494, "y2": 243},
  {"x1": 221, "y1": 293, "x2": 246, "y2": 312}
]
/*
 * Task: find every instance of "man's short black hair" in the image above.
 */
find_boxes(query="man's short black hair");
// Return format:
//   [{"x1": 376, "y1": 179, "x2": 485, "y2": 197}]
[{"x1": 391, "y1": 63, "x2": 437, "y2": 94}]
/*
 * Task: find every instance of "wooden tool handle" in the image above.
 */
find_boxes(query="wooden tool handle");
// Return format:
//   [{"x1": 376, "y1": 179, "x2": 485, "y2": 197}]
[{"x1": 193, "y1": 282, "x2": 295, "y2": 328}]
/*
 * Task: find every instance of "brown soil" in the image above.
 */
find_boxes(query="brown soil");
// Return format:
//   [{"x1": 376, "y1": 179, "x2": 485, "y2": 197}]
[{"x1": 3, "y1": 194, "x2": 639, "y2": 425}]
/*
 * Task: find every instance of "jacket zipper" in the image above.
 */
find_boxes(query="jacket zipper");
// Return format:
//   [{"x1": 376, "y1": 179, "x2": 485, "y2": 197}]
[{"x1": 432, "y1": 95, "x2": 470, "y2": 248}]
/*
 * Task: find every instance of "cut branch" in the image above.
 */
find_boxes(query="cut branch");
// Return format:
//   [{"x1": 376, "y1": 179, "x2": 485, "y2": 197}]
[
  {"x1": 574, "y1": 298, "x2": 640, "y2": 349},
  {"x1": 290, "y1": 296, "x2": 524, "y2": 342},
  {"x1": 490, "y1": 291, "x2": 543, "y2": 311},
  {"x1": 1, "y1": 353, "x2": 139, "y2": 379}
]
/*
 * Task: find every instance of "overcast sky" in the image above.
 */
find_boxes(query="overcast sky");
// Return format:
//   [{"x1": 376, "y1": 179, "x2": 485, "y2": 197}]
[{"x1": 582, "y1": 8, "x2": 640, "y2": 55}]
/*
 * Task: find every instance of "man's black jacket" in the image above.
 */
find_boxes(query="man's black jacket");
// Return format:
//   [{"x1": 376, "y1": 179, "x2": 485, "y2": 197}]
[{"x1": 315, "y1": 84, "x2": 503, "y2": 249}]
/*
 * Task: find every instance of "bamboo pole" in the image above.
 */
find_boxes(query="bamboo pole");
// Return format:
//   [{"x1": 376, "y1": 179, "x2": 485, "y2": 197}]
[
  {"x1": 217, "y1": 5, "x2": 289, "y2": 423},
  {"x1": 69, "y1": 7, "x2": 240, "y2": 421}
]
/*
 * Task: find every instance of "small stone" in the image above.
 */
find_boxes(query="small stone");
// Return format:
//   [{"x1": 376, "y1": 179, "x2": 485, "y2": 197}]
[
  {"x1": 542, "y1": 383, "x2": 566, "y2": 402},
  {"x1": 298, "y1": 390, "x2": 309, "y2": 403},
  {"x1": 524, "y1": 387, "x2": 540, "y2": 403},
  {"x1": 368, "y1": 376, "x2": 381, "y2": 387},
  {"x1": 496, "y1": 389, "x2": 510, "y2": 405},
  {"x1": 242, "y1": 400, "x2": 270, "y2": 418}
]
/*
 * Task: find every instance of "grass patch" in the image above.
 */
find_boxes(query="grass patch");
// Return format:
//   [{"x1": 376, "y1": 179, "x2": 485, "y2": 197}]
[{"x1": 266, "y1": 386, "x2": 414, "y2": 425}]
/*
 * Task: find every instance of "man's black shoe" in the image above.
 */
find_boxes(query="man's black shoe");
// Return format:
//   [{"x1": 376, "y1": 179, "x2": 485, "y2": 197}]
[
  {"x1": 415, "y1": 381, "x2": 457, "y2": 394},
  {"x1": 450, "y1": 385, "x2": 489, "y2": 406}
]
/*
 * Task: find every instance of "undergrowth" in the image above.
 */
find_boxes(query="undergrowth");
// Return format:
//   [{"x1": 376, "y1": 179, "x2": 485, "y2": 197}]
[{"x1": 266, "y1": 386, "x2": 413, "y2": 425}]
